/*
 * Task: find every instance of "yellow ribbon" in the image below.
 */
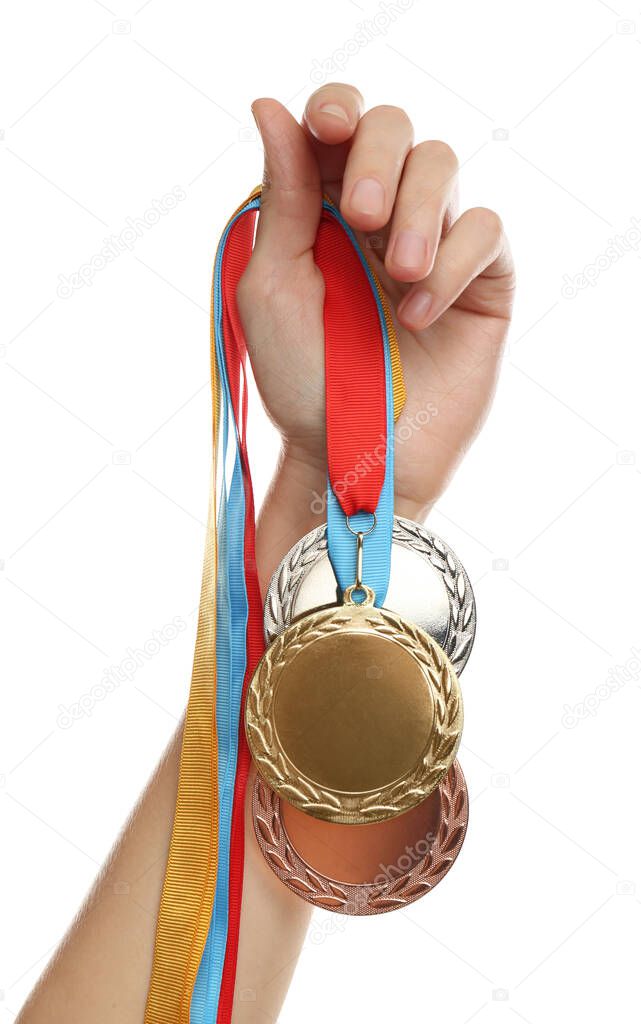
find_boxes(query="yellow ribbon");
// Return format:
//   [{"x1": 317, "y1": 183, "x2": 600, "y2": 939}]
[{"x1": 143, "y1": 316, "x2": 221, "y2": 1024}]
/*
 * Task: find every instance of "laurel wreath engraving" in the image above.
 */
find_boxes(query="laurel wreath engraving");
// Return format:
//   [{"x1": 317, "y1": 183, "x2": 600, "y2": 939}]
[
  {"x1": 392, "y1": 517, "x2": 475, "y2": 673},
  {"x1": 246, "y1": 605, "x2": 463, "y2": 823},
  {"x1": 263, "y1": 516, "x2": 476, "y2": 676},
  {"x1": 252, "y1": 762, "x2": 468, "y2": 915}
]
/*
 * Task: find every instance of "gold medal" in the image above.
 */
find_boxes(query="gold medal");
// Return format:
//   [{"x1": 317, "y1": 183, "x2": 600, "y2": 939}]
[{"x1": 245, "y1": 582, "x2": 463, "y2": 824}]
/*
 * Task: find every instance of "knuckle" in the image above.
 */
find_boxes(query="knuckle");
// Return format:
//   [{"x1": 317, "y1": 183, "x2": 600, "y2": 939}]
[
  {"x1": 468, "y1": 206, "x2": 504, "y2": 241},
  {"x1": 419, "y1": 139, "x2": 458, "y2": 169},
  {"x1": 440, "y1": 249, "x2": 461, "y2": 276},
  {"x1": 371, "y1": 104, "x2": 413, "y2": 131}
]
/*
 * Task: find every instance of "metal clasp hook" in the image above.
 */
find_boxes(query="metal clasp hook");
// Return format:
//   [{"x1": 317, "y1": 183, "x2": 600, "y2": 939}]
[{"x1": 344, "y1": 512, "x2": 377, "y2": 599}]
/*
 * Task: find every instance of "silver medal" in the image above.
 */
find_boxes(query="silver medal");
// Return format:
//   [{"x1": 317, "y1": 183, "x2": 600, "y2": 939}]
[{"x1": 264, "y1": 515, "x2": 476, "y2": 676}]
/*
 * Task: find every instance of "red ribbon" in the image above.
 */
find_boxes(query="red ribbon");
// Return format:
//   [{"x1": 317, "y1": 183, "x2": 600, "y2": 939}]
[{"x1": 315, "y1": 217, "x2": 388, "y2": 517}]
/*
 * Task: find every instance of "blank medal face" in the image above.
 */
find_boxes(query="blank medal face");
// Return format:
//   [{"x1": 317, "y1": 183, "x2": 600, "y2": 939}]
[
  {"x1": 246, "y1": 598, "x2": 462, "y2": 824},
  {"x1": 273, "y1": 629, "x2": 435, "y2": 794}
]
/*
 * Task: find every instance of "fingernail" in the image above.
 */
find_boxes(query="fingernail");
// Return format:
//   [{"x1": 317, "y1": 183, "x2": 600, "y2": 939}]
[
  {"x1": 391, "y1": 230, "x2": 428, "y2": 270},
  {"x1": 318, "y1": 103, "x2": 350, "y2": 123},
  {"x1": 350, "y1": 178, "x2": 385, "y2": 218},
  {"x1": 399, "y1": 290, "x2": 433, "y2": 327}
]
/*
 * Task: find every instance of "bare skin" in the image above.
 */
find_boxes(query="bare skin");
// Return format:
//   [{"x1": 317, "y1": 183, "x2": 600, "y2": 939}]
[{"x1": 17, "y1": 84, "x2": 515, "y2": 1024}]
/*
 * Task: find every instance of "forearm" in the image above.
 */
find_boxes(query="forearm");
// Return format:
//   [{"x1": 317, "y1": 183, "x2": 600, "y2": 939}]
[
  {"x1": 17, "y1": 450, "x2": 331, "y2": 1024},
  {"x1": 255, "y1": 446, "x2": 325, "y2": 590},
  {"x1": 17, "y1": 728, "x2": 182, "y2": 1023}
]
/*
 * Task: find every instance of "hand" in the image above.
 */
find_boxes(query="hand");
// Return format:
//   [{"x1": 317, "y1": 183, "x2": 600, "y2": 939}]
[{"x1": 237, "y1": 84, "x2": 515, "y2": 521}]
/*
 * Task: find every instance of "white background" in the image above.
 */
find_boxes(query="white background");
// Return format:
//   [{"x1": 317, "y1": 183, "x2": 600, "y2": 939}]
[{"x1": 1, "y1": 0, "x2": 640, "y2": 1021}]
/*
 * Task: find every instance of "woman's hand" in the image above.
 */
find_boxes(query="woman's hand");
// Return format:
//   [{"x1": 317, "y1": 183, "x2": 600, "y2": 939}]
[{"x1": 237, "y1": 83, "x2": 515, "y2": 522}]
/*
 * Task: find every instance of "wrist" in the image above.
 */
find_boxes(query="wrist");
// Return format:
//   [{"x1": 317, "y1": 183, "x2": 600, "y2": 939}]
[
  {"x1": 280, "y1": 443, "x2": 430, "y2": 523},
  {"x1": 254, "y1": 447, "x2": 327, "y2": 596},
  {"x1": 255, "y1": 446, "x2": 431, "y2": 596}
]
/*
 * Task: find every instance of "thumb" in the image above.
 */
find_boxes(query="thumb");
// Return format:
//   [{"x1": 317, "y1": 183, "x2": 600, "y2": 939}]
[{"x1": 251, "y1": 98, "x2": 321, "y2": 263}]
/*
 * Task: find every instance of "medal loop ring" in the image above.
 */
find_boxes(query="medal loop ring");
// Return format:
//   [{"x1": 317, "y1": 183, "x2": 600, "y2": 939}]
[
  {"x1": 344, "y1": 511, "x2": 377, "y2": 536},
  {"x1": 343, "y1": 583, "x2": 376, "y2": 607}
]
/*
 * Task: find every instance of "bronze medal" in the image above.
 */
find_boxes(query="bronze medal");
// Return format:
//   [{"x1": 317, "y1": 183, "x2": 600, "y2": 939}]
[
  {"x1": 252, "y1": 761, "x2": 468, "y2": 914},
  {"x1": 245, "y1": 583, "x2": 463, "y2": 825}
]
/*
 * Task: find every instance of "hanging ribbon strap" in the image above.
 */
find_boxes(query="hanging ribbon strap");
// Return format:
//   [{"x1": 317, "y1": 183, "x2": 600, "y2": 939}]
[
  {"x1": 145, "y1": 189, "x2": 405, "y2": 1024},
  {"x1": 192, "y1": 194, "x2": 265, "y2": 1024},
  {"x1": 316, "y1": 202, "x2": 399, "y2": 606}
]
